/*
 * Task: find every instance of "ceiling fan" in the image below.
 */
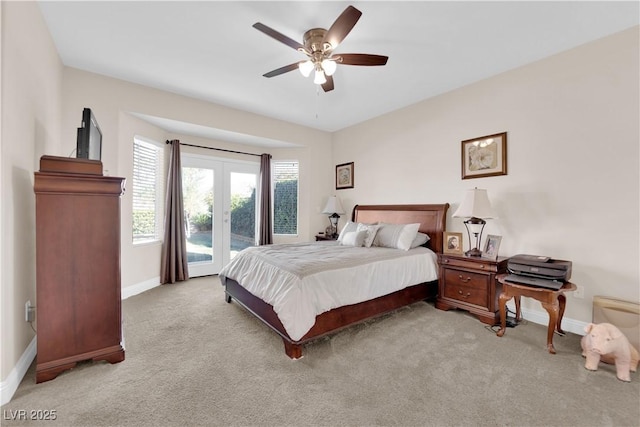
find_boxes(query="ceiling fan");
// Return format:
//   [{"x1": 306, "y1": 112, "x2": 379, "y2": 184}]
[{"x1": 253, "y1": 5, "x2": 388, "y2": 92}]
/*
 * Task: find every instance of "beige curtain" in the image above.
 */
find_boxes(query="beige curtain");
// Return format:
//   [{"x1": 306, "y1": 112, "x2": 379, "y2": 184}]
[
  {"x1": 160, "y1": 140, "x2": 189, "y2": 284},
  {"x1": 258, "y1": 153, "x2": 273, "y2": 245}
]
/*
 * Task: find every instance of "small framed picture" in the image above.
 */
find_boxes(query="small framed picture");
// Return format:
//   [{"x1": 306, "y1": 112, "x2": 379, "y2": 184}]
[
  {"x1": 482, "y1": 235, "x2": 502, "y2": 260},
  {"x1": 336, "y1": 162, "x2": 354, "y2": 190},
  {"x1": 443, "y1": 232, "x2": 464, "y2": 255},
  {"x1": 461, "y1": 132, "x2": 507, "y2": 180}
]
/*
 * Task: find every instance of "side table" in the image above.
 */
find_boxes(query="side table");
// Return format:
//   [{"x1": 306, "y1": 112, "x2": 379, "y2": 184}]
[{"x1": 496, "y1": 273, "x2": 577, "y2": 354}]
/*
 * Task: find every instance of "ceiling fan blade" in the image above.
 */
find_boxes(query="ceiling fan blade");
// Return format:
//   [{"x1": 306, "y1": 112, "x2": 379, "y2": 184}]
[
  {"x1": 253, "y1": 22, "x2": 305, "y2": 51},
  {"x1": 337, "y1": 53, "x2": 388, "y2": 66},
  {"x1": 322, "y1": 75, "x2": 335, "y2": 92},
  {"x1": 263, "y1": 63, "x2": 300, "y2": 78},
  {"x1": 323, "y1": 6, "x2": 362, "y2": 49}
]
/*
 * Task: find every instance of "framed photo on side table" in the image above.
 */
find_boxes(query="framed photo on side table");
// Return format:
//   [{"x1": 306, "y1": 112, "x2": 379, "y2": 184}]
[
  {"x1": 336, "y1": 162, "x2": 354, "y2": 190},
  {"x1": 481, "y1": 235, "x2": 502, "y2": 260},
  {"x1": 443, "y1": 232, "x2": 464, "y2": 255}
]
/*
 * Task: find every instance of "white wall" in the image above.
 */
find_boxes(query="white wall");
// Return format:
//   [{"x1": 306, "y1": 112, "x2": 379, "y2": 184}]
[
  {"x1": 332, "y1": 26, "x2": 640, "y2": 324},
  {"x1": 60, "y1": 68, "x2": 334, "y2": 292},
  {"x1": 1, "y1": 1, "x2": 63, "y2": 401}
]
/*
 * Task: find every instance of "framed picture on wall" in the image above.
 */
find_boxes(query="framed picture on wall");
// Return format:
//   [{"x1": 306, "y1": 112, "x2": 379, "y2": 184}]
[
  {"x1": 443, "y1": 232, "x2": 464, "y2": 255},
  {"x1": 481, "y1": 235, "x2": 502, "y2": 260},
  {"x1": 336, "y1": 162, "x2": 354, "y2": 190},
  {"x1": 461, "y1": 132, "x2": 507, "y2": 179}
]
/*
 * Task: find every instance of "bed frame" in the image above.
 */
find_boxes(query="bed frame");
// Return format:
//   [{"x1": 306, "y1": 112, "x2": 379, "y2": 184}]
[{"x1": 223, "y1": 203, "x2": 449, "y2": 359}]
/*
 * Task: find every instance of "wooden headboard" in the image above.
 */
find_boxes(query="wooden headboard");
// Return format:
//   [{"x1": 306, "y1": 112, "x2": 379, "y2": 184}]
[{"x1": 352, "y1": 204, "x2": 450, "y2": 253}]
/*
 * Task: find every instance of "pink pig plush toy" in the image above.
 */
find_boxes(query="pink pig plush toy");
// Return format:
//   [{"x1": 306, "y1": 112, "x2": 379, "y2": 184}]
[{"x1": 581, "y1": 323, "x2": 639, "y2": 382}]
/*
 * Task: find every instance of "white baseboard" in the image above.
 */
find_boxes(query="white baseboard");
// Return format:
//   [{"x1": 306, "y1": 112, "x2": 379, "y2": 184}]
[
  {"x1": 1, "y1": 336, "x2": 36, "y2": 406},
  {"x1": 506, "y1": 302, "x2": 587, "y2": 336},
  {"x1": 121, "y1": 276, "x2": 160, "y2": 300}
]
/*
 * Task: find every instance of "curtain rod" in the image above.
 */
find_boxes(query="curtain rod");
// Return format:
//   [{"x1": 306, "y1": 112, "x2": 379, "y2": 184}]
[{"x1": 166, "y1": 140, "x2": 264, "y2": 158}]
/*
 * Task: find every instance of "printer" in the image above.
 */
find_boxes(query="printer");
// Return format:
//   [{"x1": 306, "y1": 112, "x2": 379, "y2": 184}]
[{"x1": 506, "y1": 254, "x2": 572, "y2": 289}]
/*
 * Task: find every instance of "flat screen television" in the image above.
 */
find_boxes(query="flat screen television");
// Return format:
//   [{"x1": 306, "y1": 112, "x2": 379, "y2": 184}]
[{"x1": 76, "y1": 108, "x2": 102, "y2": 161}]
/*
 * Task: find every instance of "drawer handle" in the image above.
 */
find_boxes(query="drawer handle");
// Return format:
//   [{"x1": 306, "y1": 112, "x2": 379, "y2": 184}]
[
  {"x1": 458, "y1": 290, "x2": 472, "y2": 298},
  {"x1": 458, "y1": 275, "x2": 471, "y2": 283}
]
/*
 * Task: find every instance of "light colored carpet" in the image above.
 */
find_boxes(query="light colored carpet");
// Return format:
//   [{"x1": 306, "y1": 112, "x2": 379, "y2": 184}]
[{"x1": 3, "y1": 276, "x2": 639, "y2": 426}]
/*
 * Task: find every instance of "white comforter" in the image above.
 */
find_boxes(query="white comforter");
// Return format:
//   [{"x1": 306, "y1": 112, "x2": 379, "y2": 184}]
[{"x1": 219, "y1": 241, "x2": 438, "y2": 341}]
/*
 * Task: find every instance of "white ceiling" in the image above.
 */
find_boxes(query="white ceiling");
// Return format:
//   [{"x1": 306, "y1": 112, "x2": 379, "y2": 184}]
[{"x1": 38, "y1": 1, "x2": 638, "y2": 142}]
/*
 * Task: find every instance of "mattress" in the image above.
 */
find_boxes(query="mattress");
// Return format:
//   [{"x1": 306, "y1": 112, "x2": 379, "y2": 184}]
[{"x1": 219, "y1": 241, "x2": 438, "y2": 340}]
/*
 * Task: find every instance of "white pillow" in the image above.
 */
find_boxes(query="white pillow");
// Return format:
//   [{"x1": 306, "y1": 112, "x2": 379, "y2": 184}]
[
  {"x1": 356, "y1": 223, "x2": 380, "y2": 248},
  {"x1": 410, "y1": 232, "x2": 430, "y2": 249},
  {"x1": 340, "y1": 230, "x2": 367, "y2": 247},
  {"x1": 373, "y1": 223, "x2": 421, "y2": 251},
  {"x1": 337, "y1": 221, "x2": 358, "y2": 242}
]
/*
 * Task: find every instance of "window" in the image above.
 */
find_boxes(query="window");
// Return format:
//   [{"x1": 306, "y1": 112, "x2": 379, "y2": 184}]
[
  {"x1": 132, "y1": 136, "x2": 165, "y2": 243},
  {"x1": 273, "y1": 161, "x2": 298, "y2": 235}
]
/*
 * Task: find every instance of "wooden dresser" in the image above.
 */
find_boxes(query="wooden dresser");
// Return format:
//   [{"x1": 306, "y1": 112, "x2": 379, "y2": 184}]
[
  {"x1": 34, "y1": 156, "x2": 125, "y2": 383},
  {"x1": 435, "y1": 253, "x2": 508, "y2": 325}
]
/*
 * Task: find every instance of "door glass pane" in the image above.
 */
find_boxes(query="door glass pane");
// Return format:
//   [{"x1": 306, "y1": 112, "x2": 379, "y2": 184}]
[
  {"x1": 230, "y1": 172, "x2": 256, "y2": 260},
  {"x1": 182, "y1": 167, "x2": 213, "y2": 264}
]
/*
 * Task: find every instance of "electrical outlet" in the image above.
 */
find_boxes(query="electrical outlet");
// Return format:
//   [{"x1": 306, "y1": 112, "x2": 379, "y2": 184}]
[
  {"x1": 573, "y1": 285, "x2": 584, "y2": 299},
  {"x1": 25, "y1": 301, "x2": 35, "y2": 322}
]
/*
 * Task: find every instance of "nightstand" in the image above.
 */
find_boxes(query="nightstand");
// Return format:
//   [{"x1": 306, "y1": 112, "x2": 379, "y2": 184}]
[
  {"x1": 315, "y1": 234, "x2": 337, "y2": 241},
  {"x1": 435, "y1": 253, "x2": 508, "y2": 325}
]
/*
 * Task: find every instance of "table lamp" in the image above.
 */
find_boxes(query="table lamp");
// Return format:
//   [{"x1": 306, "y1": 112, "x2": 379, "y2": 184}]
[
  {"x1": 322, "y1": 196, "x2": 345, "y2": 238},
  {"x1": 452, "y1": 188, "x2": 495, "y2": 257}
]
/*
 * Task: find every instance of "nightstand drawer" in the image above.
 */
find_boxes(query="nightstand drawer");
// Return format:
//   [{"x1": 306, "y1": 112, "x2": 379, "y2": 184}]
[
  {"x1": 440, "y1": 257, "x2": 498, "y2": 272},
  {"x1": 442, "y1": 268, "x2": 489, "y2": 307}
]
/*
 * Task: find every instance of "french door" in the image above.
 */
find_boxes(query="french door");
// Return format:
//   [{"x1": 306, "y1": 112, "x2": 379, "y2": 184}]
[{"x1": 181, "y1": 153, "x2": 259, "y2": 277}]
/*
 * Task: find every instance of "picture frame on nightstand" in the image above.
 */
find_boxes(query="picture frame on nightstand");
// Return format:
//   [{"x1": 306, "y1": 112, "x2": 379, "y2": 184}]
[
  {"x1": 443, "y1": 232, "x2": 463, "y2": 255},
  {"x1": 481, "y1": 234, "x2": 502, "y2": 260}
]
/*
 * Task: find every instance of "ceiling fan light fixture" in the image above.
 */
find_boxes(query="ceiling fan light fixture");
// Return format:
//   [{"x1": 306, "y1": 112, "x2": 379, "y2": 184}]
[
  {"x1": 314, "y1": 69, "x2": 327, "y2": 85},
  {"x1": 253, "y1": 5, "x2": 387, "y2": 93},
  {"x1": 298, "y1": 60, "x2": 314, "y2": 77},
  {"x1": 321, "y1": 59, "x2": 337, "y2": 76}
]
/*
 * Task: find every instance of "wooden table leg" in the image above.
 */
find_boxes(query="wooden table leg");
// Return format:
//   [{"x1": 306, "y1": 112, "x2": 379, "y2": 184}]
[
  {"x1": 514, "y1": 296, "x2": 522, "y2": 323},
  {"x1": 556, "y1": 293, "x2": 567, "y2": 335},
  {"x1": 541, "y1": 299, "x2": 560, "y2": 354},
  {"x1": 496, "y1": 292, "x2": 511, "y2": 337}
]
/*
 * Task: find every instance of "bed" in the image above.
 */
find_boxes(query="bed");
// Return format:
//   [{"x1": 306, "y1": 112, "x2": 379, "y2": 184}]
[{"x1": 220, "y1": 203, "x2": 449, "y2": 358}]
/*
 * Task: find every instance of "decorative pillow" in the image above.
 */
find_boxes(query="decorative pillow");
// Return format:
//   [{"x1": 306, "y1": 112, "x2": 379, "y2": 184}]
[
  {"x1": 356, "y1": 223, "x2": 380, "y2": 248},
  {"x1": 337, "y1": 221, "x2": 358, "y2": 243},
  {"x1": 410, "y1": 232, "x2": 430, "y2": 249},
  {"x1": 340, "y1": 230, "x2": 367, "y2": 247},
  {"x1": 373, "y1": 223, "x2": 421, "y2": 251}
]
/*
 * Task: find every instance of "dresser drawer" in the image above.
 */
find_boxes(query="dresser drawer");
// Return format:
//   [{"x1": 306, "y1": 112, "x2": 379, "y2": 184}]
[{"x1": 442, "y1": 268, "x2": 489, "y2": 307}]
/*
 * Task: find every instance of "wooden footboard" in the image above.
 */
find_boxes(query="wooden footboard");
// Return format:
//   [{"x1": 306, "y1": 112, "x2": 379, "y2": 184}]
[{"x1": 224, "y1": 276, "x2": 438, "y2": 359}]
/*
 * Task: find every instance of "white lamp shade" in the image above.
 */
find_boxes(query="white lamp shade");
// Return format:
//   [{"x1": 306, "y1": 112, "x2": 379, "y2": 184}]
[
  {"x1": 298, "y1": 60, "x2": 314, "y2": 77},
  {"x1": 452, "y1": 188, "x2": 495, "y2": 219},
  {"x1": 322, "y1": 196, "x2": 345, "y2": 215},
  {"x1": 314, "y1": 69, "x2": 327, "y2": 85},
  {"x1": 322, "y1": 59, "x2": 337, "y2": 76}
]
